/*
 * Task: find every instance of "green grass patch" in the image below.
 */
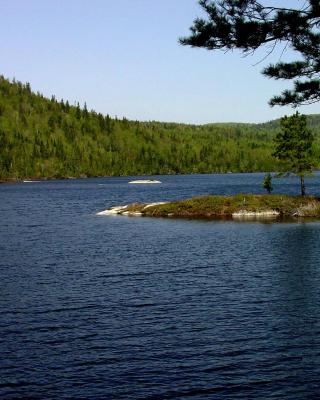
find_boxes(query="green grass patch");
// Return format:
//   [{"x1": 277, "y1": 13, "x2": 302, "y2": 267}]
[{"x1": 141, "y1": 194, "x2": 320, "y2": 218}]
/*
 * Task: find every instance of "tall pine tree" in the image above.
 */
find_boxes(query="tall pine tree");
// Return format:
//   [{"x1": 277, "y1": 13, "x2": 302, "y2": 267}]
[{"x1": 273, "y1": 112, "x2": 314, "y2": 196}]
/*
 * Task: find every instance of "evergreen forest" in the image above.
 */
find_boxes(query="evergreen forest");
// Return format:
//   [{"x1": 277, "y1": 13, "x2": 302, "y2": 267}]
[{"x1": 0, "y1": 76, "x2": 319, "y2": 181}]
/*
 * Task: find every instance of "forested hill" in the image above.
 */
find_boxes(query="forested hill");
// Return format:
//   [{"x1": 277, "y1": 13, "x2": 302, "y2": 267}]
[
  {"x1": 0, "y1": 76, "x2": 319, "y2": 180},
  {"x1": 255, "y1": 114, "x2": 320, "y2": 131}
]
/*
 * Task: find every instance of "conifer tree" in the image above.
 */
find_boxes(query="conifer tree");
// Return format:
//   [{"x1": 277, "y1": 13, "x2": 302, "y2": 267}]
[
  {"x1": 273, "y1": 112, "x2": 314, "y2": 196},
  {"x1": 181, "y1": 1, "x2": 320, "y2": 106},
  {"x1": 262, "y1": 173, "x2": 273, "y2": 194},
  {"x1": 75, "y1": 102, "x2": 81, "y2": 120}
]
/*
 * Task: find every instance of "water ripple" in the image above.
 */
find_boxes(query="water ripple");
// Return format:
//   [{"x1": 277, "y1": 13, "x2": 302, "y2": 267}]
[{"x1": 1, "y1": 174, "x2": 320, "y2": 399}]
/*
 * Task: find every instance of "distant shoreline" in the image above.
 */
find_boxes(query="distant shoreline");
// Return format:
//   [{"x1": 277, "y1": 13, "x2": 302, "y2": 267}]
[
  {"x1": 1, "y1": 171, "x2": 319, "y2": 185},
  {"x1": 0, "y1": 172, "x2": 240, "y2": 184}
]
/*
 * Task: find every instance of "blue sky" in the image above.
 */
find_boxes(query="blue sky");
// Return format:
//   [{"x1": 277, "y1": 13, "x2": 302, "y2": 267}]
[{"x1": 1, "y1": 0, "x2": 318, "y2": 124}]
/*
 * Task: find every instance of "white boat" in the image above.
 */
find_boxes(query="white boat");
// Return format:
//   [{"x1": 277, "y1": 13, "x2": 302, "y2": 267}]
[{"x1": 128, "y1": 179, "x2": 161, "y2": 184}]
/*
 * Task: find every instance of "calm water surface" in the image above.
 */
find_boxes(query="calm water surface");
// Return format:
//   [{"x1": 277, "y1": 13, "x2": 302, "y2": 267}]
[{"x1": 1, "y1": 173, "x2": 320, "y2": 399}]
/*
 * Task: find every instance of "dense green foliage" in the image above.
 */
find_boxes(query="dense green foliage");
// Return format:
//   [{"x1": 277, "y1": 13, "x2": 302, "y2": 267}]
[
  {"x1": 273, "y1": 112, "x2": 315, "y2": 195},
  {"x1": 181, "y1": 1, "x2": 320, "y2": 106},
  {"x1": 0, "y1": 76, "x2": 319, "y2": 180}
]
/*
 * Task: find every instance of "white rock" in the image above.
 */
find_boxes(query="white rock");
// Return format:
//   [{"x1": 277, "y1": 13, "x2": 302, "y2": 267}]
[
  {"x1": 97, "y1": 201, "x2": 167, "y2": 216},
  {"x1": 122, "y1": 211, "x2": 143, "y2": 216},
  {"x1": 143, "y1": 202, "x2": 168, "y2": 209},
  {"x1": 232, "y1": 210, "x2": 280, "y2": 219},
  {"x1": 96, "y1": 205, "x2": 128, "y2": 215},
  {"x1": 129, "y1": 180, "x2": 161, "y2": 184}
]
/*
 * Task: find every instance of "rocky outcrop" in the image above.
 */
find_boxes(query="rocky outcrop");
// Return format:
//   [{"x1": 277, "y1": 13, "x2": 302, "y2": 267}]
[
  {"x1": 96, "y1": 202, "x2": 168, "y2": 216},
  {"x1": 232, "y1": 210, "x2": 280, "y2": 219}
]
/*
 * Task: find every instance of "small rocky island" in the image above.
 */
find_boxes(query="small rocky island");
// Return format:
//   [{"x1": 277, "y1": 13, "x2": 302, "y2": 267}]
[{"x1": 97, "y1": 194, "x2": 320, "y2": 220}]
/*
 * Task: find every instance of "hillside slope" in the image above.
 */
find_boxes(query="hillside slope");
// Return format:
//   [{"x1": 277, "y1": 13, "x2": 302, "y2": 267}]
[{"x1": 0, "y1": 76, "x2": 319, "y2": 180}]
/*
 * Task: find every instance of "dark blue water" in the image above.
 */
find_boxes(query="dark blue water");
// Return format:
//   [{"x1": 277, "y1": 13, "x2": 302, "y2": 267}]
[{"x1": 1, "y1": 173, "x2": 320, "y2": 399}]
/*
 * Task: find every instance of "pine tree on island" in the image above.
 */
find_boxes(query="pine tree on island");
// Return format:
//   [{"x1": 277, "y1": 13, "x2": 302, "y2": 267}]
[
  {"x1": 263, "y1": 173, "x2": 273, "y2": 194},
  {"x1": 273, "y1": 112, "x2": 314, "y2": 196}
]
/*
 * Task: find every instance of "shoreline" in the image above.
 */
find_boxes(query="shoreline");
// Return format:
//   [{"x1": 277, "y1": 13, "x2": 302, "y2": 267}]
[
  {"x1": 0, "y1": 171, "x2": 305, "y2": 184},
  {"x1": 97, "y1": 194, "x2": 320, "y2": 221},
  {"x1": 1, "y1": 170, "x2": 320, "y2": 184}
]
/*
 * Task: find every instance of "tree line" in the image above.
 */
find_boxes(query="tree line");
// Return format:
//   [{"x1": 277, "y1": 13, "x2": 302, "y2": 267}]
[{"x1": 0, "y1": 76, "x2": 319, "y2": 180}]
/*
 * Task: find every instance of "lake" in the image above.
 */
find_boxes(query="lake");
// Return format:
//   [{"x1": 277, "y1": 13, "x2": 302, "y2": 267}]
[{"x1": 1, "y1": 173, "x2": 320, "y2": 399}]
